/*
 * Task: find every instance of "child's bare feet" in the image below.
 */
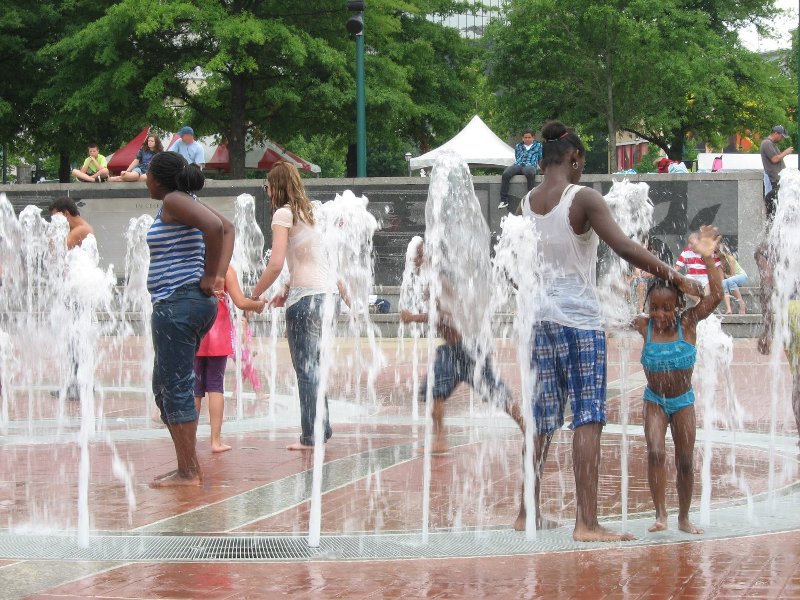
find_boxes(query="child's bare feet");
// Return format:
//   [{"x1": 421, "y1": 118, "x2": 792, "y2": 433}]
[
  {"x1": 678, "y1": 517, "x2": 703, "y2": 534},
  {"x1": 212, "y1": 443, "x2": 232, "y2": 453},
  {"x1": 287, "y1": 442, "x2": 315, "y2": 451},
  {"x1": 648, "y1": 516, "x2": 668, "y2": 532},
  {"x1": 573, "y1": 524, "x2": 635, "y2": 542}
]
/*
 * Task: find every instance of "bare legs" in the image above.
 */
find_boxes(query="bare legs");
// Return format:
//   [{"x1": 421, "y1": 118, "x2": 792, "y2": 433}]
[
  {"x1": 724, "y1": 289, "x2": 746, "y2": 314},
  {"x1": 71, "y1": 168, "x2": 109, "y2": 182},
  {"x1": 513, "y1": 433, "x2": 560, "y2": 530},
  {"x1": 644, "y1": 401, "x2": 669, "y2": 531},
  {"x1": 644, "y1": 401, "x2": 703, "y2": 534},
  {"x1": 195, "y1": 393, "x2": 232, "y2": 453},
  {"x1": 426, "y1": 398, "x2": 448, "y2": 454},
  {"x1": 150, "y1": 420, "x2": 202, "y2": 487},
  {"x1": 513, "y1": 423, "x2": 634, "y2": 541},
  {"x1": 571, "y1": 423, "x2": 635, "y2": 541}
]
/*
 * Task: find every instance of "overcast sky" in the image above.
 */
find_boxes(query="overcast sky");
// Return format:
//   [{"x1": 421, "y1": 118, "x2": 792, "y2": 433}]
[{"x1": 739, "y1": 0, "x2": 797, "y2": 51}]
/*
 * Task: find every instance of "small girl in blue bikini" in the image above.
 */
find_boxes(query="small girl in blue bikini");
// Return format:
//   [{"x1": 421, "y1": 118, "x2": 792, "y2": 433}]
[{"x1": 632, "y1": 225, "x2": 724, "y2": 534}]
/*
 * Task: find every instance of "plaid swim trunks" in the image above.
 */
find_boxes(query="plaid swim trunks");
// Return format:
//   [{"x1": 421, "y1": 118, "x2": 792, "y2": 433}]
[{"x1": 530, "y1": 321, "x2": 607, "y2": 435}]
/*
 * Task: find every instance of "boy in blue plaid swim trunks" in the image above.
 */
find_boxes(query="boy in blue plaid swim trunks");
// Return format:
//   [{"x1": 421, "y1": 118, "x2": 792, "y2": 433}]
[{"x1": 400, "y1": 244, "x2": 523, "y2": 453}]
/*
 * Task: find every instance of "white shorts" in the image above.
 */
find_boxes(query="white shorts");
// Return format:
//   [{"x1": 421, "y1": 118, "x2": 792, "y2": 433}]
[{"x1": 687, "y1": 274, "x2": 709, "y2": 288}]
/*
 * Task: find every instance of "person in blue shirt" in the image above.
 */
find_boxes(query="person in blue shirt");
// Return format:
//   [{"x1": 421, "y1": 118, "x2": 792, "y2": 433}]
[
  {"x1": 499, "y1": 130, "x2": 542, "y2": 213},
  {"x1": 170, "y1": 126, "x2": 205, "y2": 170}
]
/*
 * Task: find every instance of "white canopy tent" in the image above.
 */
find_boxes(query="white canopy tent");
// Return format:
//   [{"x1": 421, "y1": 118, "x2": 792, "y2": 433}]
[{"x1": 409, "y1": 115, "x2": 515, "y2": 170}]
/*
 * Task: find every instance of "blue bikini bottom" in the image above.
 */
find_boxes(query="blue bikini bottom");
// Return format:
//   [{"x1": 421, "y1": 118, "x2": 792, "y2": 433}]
[{"x1": 643, "y1": 387, "x2": 695, "y2": 417}]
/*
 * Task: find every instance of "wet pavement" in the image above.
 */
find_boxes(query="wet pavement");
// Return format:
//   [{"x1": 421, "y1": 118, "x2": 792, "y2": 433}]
[{"x1": 0, "y1": 336, "x2": 798, "y2": 599}]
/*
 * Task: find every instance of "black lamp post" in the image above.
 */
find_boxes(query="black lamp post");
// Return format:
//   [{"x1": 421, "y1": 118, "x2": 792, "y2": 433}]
[{"x1": 347, "y1": 1, "x2": 366, "y2": 177}]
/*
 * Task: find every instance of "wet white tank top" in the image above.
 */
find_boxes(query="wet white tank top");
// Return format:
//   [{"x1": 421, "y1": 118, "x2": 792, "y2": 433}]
[{"x1": 521, "y1": 184, "x2": 603, "y2": 330}]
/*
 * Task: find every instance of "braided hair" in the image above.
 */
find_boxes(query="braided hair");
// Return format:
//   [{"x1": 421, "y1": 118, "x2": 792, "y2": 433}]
[{"x1": 540, "y1": 121, "x2": 585, "y2": 169}]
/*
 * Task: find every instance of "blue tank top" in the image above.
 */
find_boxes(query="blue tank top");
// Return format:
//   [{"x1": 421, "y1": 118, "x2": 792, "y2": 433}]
[
  {"x1": 640, "y1": 319, "x2": 697, "y2": 373},
  {"x1": 146, "y1": 202, "x2": 205, "y2": 302}
]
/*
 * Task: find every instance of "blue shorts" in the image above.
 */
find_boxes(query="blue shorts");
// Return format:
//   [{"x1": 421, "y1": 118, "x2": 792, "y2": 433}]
[
  {"x1": 132, "y1": 165, "x2": 146, "y2": 175},
  {"x1": 643, "y1": 387, "x2": 695, "y2": 417},
  {"x1": 421, "y1": 342, "x2": 511, "y2": 408},
  {"x1": 530, "y1": 322, "x2": 606, "y2": 435}
]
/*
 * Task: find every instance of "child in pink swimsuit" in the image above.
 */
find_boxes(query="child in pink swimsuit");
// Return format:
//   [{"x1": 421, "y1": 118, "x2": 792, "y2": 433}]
[{"x1": 194, "y1": 265, "x2": 265, "y2": 452}]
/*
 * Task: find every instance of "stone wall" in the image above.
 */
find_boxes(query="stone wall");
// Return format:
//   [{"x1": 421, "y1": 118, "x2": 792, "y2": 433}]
[{"x1": 0, "y1": 170, "x2": 766, "y2": 284}]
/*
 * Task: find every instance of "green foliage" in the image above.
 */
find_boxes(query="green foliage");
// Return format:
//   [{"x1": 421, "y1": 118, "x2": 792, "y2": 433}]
[
  {"x1": 486, "y1": 0, "x2": 793, "y2": 171},
  {"x1": 632, "y1": 145, "x2": 662, "y2": 174}
]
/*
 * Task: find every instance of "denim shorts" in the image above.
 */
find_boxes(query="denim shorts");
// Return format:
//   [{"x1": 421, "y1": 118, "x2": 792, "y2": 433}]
[
  {"x1": 530, "y1": 321, "x2": 607, "y2": 435},
  {"x1": 421, "y1": 342, "x2": 511, "y2": 408},
  {"x1": 152, "y1": 282, "x2": 217, "y2": 424},
  {"x1": 132, "y1": 166, "x2": 146, "y2": 175}
]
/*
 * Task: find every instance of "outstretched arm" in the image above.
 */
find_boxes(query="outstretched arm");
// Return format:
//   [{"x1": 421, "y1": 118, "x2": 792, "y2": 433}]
[
  {"x1": 225, "y1": 267, "x2": 265, "y2": 313},
  {"x1": 683, "y1": 225, "x2": 723, "y2": 324},
  {"x1": 579, "y1": 188, "x2": 703, "y2": 297}
]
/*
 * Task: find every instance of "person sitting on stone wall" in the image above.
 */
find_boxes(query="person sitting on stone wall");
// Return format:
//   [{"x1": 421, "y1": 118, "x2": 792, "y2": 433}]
[{"x1": 71, "y1": 144, "x2": 110, "y2": 183}]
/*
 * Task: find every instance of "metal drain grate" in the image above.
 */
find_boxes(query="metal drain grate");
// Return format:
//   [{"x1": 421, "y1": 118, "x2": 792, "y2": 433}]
[
  {"x1": 0, "y1": 492, "x2": 798, "y2": 562},
  {"x1": 194, "y1": 537, "x2": 317, "y2": 560}
]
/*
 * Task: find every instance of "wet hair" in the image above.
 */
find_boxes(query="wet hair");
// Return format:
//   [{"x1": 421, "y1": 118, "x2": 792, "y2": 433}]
[
  {"x1": 540, "y1": 121, "x2": 585, "y2": 169},
  {"x1": 48, "y1": 196, "x2": 80, "y2": 216},
  {"x1": 143, "y1": 134, "x2": 164, "y2": 154},
  {"x1": 147, "y1": 151, "x2": 204, "y2": 194},
  {"x1": 267, "y1": 161, "x2": 315, "y2": 226},
  {"x1": 645, "y1": 279, "x2": 686, "y2": 311}
]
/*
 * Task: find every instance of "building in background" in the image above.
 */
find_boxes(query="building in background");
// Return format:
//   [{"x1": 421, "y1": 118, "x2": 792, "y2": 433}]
[{"x1": 435, "y1": 0, "x2": 506, "y2": 38}]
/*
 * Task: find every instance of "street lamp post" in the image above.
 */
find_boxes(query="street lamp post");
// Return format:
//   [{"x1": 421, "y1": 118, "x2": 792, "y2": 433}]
[
  {"x1": 347, "y1": 1, "x2": 367, "y2": 177},
  {"x1": 404, "y1": 152, "x2": 412, "y2": 176}
]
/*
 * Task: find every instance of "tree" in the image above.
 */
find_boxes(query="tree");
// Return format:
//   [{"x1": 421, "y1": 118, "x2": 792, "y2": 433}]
[{"x1": 485, "y1": 0, "x2": 792, "y2": 171}]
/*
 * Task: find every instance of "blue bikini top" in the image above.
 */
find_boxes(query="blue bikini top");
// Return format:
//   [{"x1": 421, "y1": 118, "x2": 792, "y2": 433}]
[{"x1": 641, "y1": 319, "x2": 697, "y2": 373}]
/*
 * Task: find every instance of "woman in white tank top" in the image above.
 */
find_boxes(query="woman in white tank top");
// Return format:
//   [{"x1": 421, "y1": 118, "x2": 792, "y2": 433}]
[{"x1": 514, "y1": 121, "x2": 702, "y2": 543}]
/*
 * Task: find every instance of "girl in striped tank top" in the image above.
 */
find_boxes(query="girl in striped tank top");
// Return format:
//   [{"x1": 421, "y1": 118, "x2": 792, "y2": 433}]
[{"x1": 145, "y1": 151, "x2": 234, "y2": 488}]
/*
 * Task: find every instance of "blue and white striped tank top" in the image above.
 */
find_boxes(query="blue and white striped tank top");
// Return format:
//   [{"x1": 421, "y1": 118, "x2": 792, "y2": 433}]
[{"x1": 146, "y1": 205, "x2": 205, "y2": 302}]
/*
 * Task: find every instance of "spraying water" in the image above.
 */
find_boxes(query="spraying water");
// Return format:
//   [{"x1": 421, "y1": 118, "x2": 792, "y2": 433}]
[
  {"x1": 694, "y1": 314, "x2": 733, "y2": 525},
  {"x1": 0, "y1": 195, "x2": 136, "y2": 545},
  {"x1": 420, "y1": 151, "x2": 493, "y2": 542},
  {"x1": 492, "y1": 214, "x2": 550, "y2": 539},
  {"x1": 599, "y1": 179, "x2": 654, "y2": 528},
  {"x1": 119, "y1": 214, "x2": 154, "y2": 418},
  {"x1": 398, "y1": 236, "x2": 425, "y2": 421},
  {"x1": 302, "y1": 190, "x2": 381, "y2": 547},
  {"x1": 231, "y1": 194, "x2": 267, "y2": 420},
  {"x1": 766, "y1": 169, "x2": 800, "y2": 508}
]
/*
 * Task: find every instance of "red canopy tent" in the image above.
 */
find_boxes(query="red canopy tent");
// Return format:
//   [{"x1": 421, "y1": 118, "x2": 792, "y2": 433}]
[{"x1": 107, "y1": 127, "x2": 321, "y2": 175}]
